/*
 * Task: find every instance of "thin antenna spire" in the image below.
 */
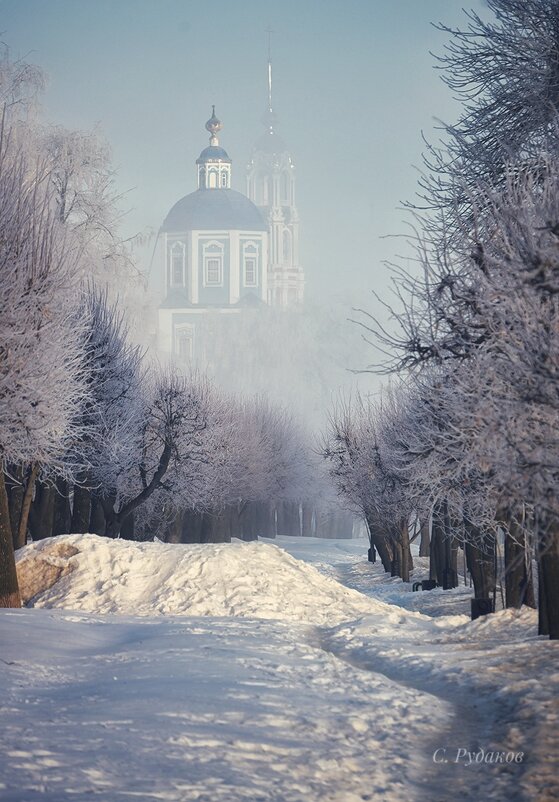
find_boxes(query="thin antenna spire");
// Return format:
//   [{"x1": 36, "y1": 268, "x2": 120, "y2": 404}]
[{"x1": 266, "y1": 27, "x2": 274, "y2": 113}]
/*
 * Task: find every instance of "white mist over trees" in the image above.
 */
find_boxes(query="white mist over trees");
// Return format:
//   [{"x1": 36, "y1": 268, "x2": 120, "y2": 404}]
[{"x1": 168, "y1": 302, "x2": 373, "y2": 428}]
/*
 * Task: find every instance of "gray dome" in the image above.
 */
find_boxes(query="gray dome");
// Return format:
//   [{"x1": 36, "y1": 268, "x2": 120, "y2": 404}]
[
  {"x1": 196, "y1": 145, "x2": 231, "y2": 164},
  {"x1": 163, "y1": 189, "x2": 267, "y2": 232}
]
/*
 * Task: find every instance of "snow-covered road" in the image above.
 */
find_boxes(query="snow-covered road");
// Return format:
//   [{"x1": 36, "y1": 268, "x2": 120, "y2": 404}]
[
  {"x1": 0, "y1": 610, "x2": 448, "y2": 802},
  {"x1": 1, "y1": 535, "x2": 557, "y2": 802}
]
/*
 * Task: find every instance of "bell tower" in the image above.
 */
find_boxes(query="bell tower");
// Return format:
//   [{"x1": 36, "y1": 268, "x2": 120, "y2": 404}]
[{"x1": 246, "y1": 43, "x2": 304, "y2": 306}]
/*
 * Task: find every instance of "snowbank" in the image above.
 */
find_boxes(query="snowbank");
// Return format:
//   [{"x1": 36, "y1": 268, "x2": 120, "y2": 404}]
[
  {"x1": 8, "y1": 533, "x2": 559, "y2": 801},
  {"x1": 16, "y1": 533, "x2": 402, "y2": 624}
]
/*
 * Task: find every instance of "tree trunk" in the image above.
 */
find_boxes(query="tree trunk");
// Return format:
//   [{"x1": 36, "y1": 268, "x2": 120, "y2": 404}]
[
  {"x1": 181, "y1": 508, "x2": 203, "y2": 543},
  {"x1": 251, "y1": 500, "x2": 276, "y2": 539},
  {"x1": 276, "y1": 501, "x2": 300, "y2": 536},
  {"x1": 105, "y1": 440, "x2": 174, "y2": 538},
  {"x1": 443, "y1": 501, "x2": 458, "y2": 588},
  {"x1": 33, "y1": 483, "x2": 55, "y2": 540},
  {"x1": 431, "y1": 502, "x2": 458, "y2": 588},
  {"x1": 8, "y1": 464, "x2": 24, "y2": 548},
  {"x1": 538, "y1": 556, "x2": 549, "y2": 636},
  {"x1": 15, "y1": 463, "x2": 39, "y2": 550},
  {"x1": 538, "y1": 521, "x2": 559, "y2": 640},
  {"x1": 199, "y1": 511, "x2": 228, "y2": 543},
  {"x1": 89, "y1": 495, "x2": 105, "y2": 535},
  {"x1": 241, "y1": 504, "x2": 260, "y2": 541},
  {"x1": 443, "y1": 534, "x2": 459, "y2": 589},
  {"x1": 301, "y1": 503, "x2": 314, "y2": 537},
  {"x1": 52, "y1": 478, "x2": 71, "y2": 537},
  {"x1": 104, "y1": 513, "x2": 121, "y2": 539},
  {"x1": 390, "y1": 537, "x2": 401, "y2": 577},
  {"x1": 430, "y1": 505, "x2": 446, "y2": 585},
  {"x1": 0, "y1": 470, "x2": 20, "y2": 608},
  {"x1": 400, "y1": 518, "x2": 412, "y2": 582},
  {"x1": 365, "y1": 509, "x2": 393, "y2": 573},
  {"x1": 71, "y1": 484, "x2": 91, "y2": 533},
  {"x1": 264, "y1": 501, "x2": 277, "y2": 538},
  {"x1": 464, "y1": 530, "x2": 495, "y2": 600},
  {"x1": 100, "y1": 494, "x2": 118, "y2": 538},
  {"x1": 419, "y1": 517, "x2": 430, "y2": 557},
  {"x1": 120, "y1": 511, "x2": 135, "y2": 541},
  {"x1": 504, "y1": 514, "x2": 535, "y2": 609},
  {"x1": 231, "y1": 503, "x2": 245, "y2": 540},
  {"x1": 165, "y1": 510, "x2": 183, "y2": 544}
]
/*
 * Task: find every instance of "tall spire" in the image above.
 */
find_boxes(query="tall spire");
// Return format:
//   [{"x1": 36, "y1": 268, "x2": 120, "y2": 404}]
[
  {"x1": 267, "y1": 28, "x2": 273, "y2": 117},
  {"x1": 263, "y1": 28, "x2": 276, "y2": 134}
]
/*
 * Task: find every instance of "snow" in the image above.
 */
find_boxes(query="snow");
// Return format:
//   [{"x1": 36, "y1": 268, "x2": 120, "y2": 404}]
[
  {"x1": 15, "y1": 533, "x2": 390, "y2": 624},
  {"x1": 1, "y1": 533, "x2": 558, "y2": 801}
]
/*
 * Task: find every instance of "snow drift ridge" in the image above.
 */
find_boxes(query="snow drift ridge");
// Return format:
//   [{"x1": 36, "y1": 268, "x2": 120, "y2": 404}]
[{"x1": 16, "y1": 534, "x2": 390, "y2": 624}]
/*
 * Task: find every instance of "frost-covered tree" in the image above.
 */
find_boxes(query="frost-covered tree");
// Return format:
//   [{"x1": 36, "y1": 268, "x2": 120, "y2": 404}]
[
  {"x1": 418, "y1": 0, "x2": 559, "y2": 241},
  {"x1": 43, "y1": 127, "x2": 116, "y2": 229},
  {"x1": 138, "y1": 391, "x2": 327, "y2": 544},
  {"x1": 98, "y1": 369, "x2": 209, "y2": 538},
  {"x1": 0, "y1": 58, "x2": 88, "y2": 606},
  {"x1": 365, "y1": 155, "x2": 559, "y2": 631},
  {"x1": 321, "y1": 393, "x2": 413, "y2": 578},
  {"x1": 64, "y1": 287, "x2": 144, "y2": 534},
  {"x1": 40, "y1": 125, "x2": 149, "y2": 338}
]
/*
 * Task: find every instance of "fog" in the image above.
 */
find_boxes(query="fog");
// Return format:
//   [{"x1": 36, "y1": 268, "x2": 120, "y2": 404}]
[{"x1": 0, "y1": 0, "x2": 484, "y2": 424}]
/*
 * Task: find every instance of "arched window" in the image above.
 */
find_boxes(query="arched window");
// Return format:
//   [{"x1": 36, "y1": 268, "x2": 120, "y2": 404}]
[
  {"x1": 208, "y1": 169, "x2": 217, "y2": 189},
  {"x1": 202, "y1": 240, "x2": 224, "y2": 287},
  {"x1": 170, "y1": 242, "x2": 185, "y2": 286},
  {"x1": 221, "y1": 171, "x2": 228, "y2": 187},
  {"x1": 242, "y1": 241, "x2": 259, "y2": 287}
]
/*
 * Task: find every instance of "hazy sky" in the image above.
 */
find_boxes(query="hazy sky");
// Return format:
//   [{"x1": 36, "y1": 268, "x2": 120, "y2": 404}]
[{"x1": 1, "y1": 0, "x2": 484, "y2": 309}]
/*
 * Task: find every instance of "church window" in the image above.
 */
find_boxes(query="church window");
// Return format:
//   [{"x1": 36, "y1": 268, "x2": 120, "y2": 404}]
[
  {"x1": 205, "y1": 257, "x2": 222, "y2": 286},
  {"x1": 221, "y1": 171, "x2": 228, "y2": 187},
  {"x1": 170, "y1": 242, "x2": 185, "y2": 286},
  {"x1": 242, "y1": 241, "x2": 258, "y2": 287},
  {"x1": 208, "y1": 170, "x2": 217, "y2": 188},
  {"x1": 244, "y1": 257, "x2": 257, "y2": 286},
  {"x1": 202, "y1": 240, "x2": 224, "y2": 287}
]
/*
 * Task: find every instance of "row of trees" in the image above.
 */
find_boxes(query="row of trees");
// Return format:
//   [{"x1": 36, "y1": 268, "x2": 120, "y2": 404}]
[
  {"x1": 323, "y1": 0, "x2": 559, "y2": 638},
  {"x1": 0, "y1": 48, "x2": 339, "y2": 609}
]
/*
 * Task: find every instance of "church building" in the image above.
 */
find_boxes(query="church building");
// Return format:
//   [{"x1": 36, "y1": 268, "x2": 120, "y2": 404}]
[
  {"x1": 157, "y1": 62, "x2": 304, "y2": 360},
  {"x1": 157, "y1": 108, "x2": 269, "y2": 360}
]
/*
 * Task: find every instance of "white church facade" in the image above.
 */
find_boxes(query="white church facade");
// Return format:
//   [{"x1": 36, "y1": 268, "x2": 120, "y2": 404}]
[{"x1": 157, "y1": 67, "x2": 304, "y2": 360}]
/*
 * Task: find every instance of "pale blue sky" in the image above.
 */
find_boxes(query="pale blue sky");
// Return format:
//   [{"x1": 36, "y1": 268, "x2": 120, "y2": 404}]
[{"x1": 1, "y1": 0, "x2": 484, "y2": 306}]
